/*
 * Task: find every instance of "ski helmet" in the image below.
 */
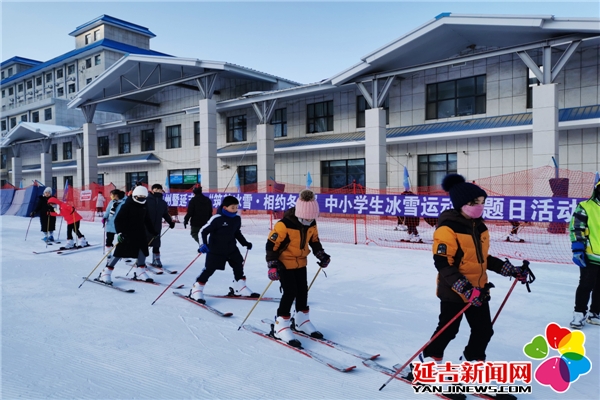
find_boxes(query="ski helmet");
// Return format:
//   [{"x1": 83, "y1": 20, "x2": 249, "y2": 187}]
[{"x1": 132, "y1": 185, "x2": 148, "y2": 204}]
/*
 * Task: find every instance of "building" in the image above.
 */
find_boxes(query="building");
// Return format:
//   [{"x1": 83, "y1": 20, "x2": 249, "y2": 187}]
[{"x1": 2, "y1": 13, "x2": 599, "y2": 194}]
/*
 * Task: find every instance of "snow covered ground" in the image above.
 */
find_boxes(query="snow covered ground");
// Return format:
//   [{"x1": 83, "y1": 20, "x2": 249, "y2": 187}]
[{"x1": 1, "y1": 215, "x2": 597, "y2": 400}]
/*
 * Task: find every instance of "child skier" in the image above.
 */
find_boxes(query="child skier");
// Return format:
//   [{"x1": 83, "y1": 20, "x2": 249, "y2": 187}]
[
  {"x1": 102, "y1": 189, "x2": 125, "y2": 258},
  {"x1": 189, "y1": 196, "x2": 254, "y2": 303},
  {"x1": 31, "y1": 187, "x2": 57, "y2": 242},
  {"x1": 47, "y1": 197, "x2": 87, "y2": 249},
  {"x1": 94, "y1": 192, "x2": 106, "y2": 217},
  {"x1": 402, "y1": 174, "x2": 529, "y2": 376},
  {"x1": 146, "y1": 183, "x2": 176, "y2": 267},
  {"x1": 98, "y1": 185, "x2": 157, "y2": 284},
  {"x1": 183, "y1": 184, "x2": 214, "y2": 244},
  {"x1": 265, "y1": 189, "x2": 331, "y2": 348}
]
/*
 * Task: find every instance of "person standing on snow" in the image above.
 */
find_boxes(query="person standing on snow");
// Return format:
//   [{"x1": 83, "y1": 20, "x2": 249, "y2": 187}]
[
  {"x1": 47, "y1": 197, "x2": 88, "y2": 249},
  {"x1": 402, "y1": 174, "x2": 529, "y2": 377},
  {"x1": 145, "y1": 184, "x2": 175, "y2": 268},
  {"x1": 265, "y1": 189, "x2": 331, "y2": 348},
  {"x1": 183, "y1": 184, "x2": 213, "y2": 244},
  {"x1": 189, "y1": 196, "x2": 254, "y2": 304},
  {"x1": 97, "y1": 185, "x2": 157, "y2": 284},
  {"x1": 31, "y1": 187, "x2": 57, "y2": 242},
  {"x1": 93, "y1": 192, "x2": 106, "y2": 217},
  {"x1": 102, "y1": 189, "x2": 126, "y2": 258},
  {"x1": 569, "y1": 180, "x2": 600, "y2": 328}
]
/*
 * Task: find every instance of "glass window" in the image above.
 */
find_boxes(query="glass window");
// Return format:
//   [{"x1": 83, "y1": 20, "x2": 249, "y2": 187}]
[
  {"x1": 97, "y1": 173, "x2": 104, "y2": 186},
  {"x1": 141, "y1": 129, "x2": 155, "y2": 151},
  {"x1": 227, "y1": 115, "x2": 247, "y2": 142},
  {"x1": 26, "y1": 81, "x2": 33, "y2": 90},
  {"x1": 67, "y1": 65, "x2": 75, "y2": 75},
  {"x1": 1, "y1": 120, "x2": 6, "y2": 131},
  {"x1": 194, "y1": 121, "x2": 200, "y2": 146},
  {"x1": 125, "y1": 171, "x2": 148, "y2": 191},
  {"x1": 1, "y1": 90, "x2": 4, "y2": 98},
  {"x1": 21, "y1": 115, "x2": 27, "y2": 122},
  {"x1": 307, "y1": 100, "x2": 334, "y2": 133},
  {"x1": 8, "y1": 67, "x2": 13, "y2": 76},
  {"x1": 356, "y1": 96, "x2": 389, "y2": 128},
  {"x1": 36, "y1": 76, "x2": 42, "y2": 86},
  {"x1": 321, "y1": 159, "x2": 365, "y2": 189},
  {"x1": 1, "y1": 153, "x2": 7, "y2": 169},
  {"x1": 94, "y1": 29, "x2": 100, "y2": 41},
  {"x1": 44, "y1": 108, "x2": 52, "y2": 121},
  {"x1": 57, "y1": 87, "x2": 64, "y2": 97},
  {"x1": 10, "y1": 117, "x2": 16, "y2": 128},
  {"x1": 68, "y1": 84, "x2": 76, "y2": 94},
  {"x1": 8, "y1": 87, "x2": 14, "y2": 96},
  {"x1": 85, "y1": 59, "x2": 92, "y2": 68},
  {"x1": 18, "y1": 84, "x2": 23, "y2": 92},
  {"x1": 426, "y1": 75, "x2": 486, "y2": 119},
  {"x1": 63, "y1": 142, "x2": 72, "y2": 160},
  {"x1": 85, "y1": 34, "x2": 91, "y2": 45},
  {"x1": 238, "y1": 165, "x2": 258, "y2": 192},
  {"x1": 417, "y1": 153, "x2": 458, "y2": 189},
  {"x1": 0, "y1": 71, "x2": 4, "y2": 79},
  {"x1": 32, "y1": 111, "x2": 39, "y2": 123},
  {"x1": 46, "y1": 72, "x2": 52, "y2": 82},
  {"x1": 98, "y1": 136, "x2": 109, "y2": 156},
  {"x1": 63, "y1": 176, "x2": 72, "y2": 189},
  {"x1": 94, "y1": 55, "x2": 101, "y2": 66},
  {"x1": 86, "y1": 78, "x2": 92, "y2": 85},
  {"x1": 271, "y1": 108, "x2": 287, "y2": 137},
  {"x1": 119, "y1": 132, "x2": 130, "y2": 154},
  {"x1": 51, "y1": 143, "x2": 58, "y2": 161},
  {"x1": 166, "y1": 125, "x2": 182, "y2": 149},
  {"x1": 56, "y1": 69, "x2": 63, "y2": 79}
]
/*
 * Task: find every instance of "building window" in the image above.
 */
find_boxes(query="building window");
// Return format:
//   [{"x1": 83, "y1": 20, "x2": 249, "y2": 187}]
[
  {"x1": 52, "y1": 177, "x2": 57, "y2": 191},
  {"x1": 36, "y1": 76, "x2": 42, "y2": 86},
  {"x1": 307, "y1": 100, "x2": 334, "y2": 133},
  {"x1": 98, "y1": 136, "x2": 109, "y2": 156},
  {"x1": 426, "y1": 75, "x2": 486, "y2": 120},
  {"x1": 94, "y1": 29, "x2": 100, "y2": 41},
  {"x1": 321, "y1": 159, "x2": 365, "y2": 189},
  {"x1": 67, "y1": 65, "x2": 75, "y2": 75},
  {"x1": 125, "y1": 171, "x2": 148, "y2": 191},
  {"x1": 63, "y1": 142, "x2": 72, "y2": 160},
  {"x1": 168, "y1": 168, "x2": 201, "y2": 190},
  {"x1": 97, "y1": 173, "x2": 104, "y2": 186},
  {"x1": 57, "y1": 87, "x2": 64, "y2": 97},
  {"x1": 141, "y1": 129, "x2": 155, "y2": 151},
  {"x1": 86, "y1": 78, "x2": 92, "y2": 85},
  {"x1": 27, "y1": 80, "x2": 33, "y2": 90},
  {"x1": 418, "y1": 153, "x2": 458, "y2": 188},
  {"x1": 51, "y1": 143, "x2": 58, "y2": 161},
  {"x1": 85, "y1": 58, "x2": 92, "y2": 68},
  {"x1": 44, "y1": 108, "x2": 52, "y2": 121},
  {"x1": 357, "y1": 95, "x2": 389, "y2": 128},
  {"x1": 1, "y1": 90, "x2": 4, "y2": 98},
  {"x1": 8, "y1": 87, "x2": 14, "y2": 96},
  {"x1": 10, "y1": 117, "x2": 16, "y2": 128},
  {"x1": 21, "y1": 115, "x2": 27, "y2": 122},
  {"x1": 166, "y1": 125, "x2": 182, "y2": 149},
  {"x1": 226, "y1": 115, "x2": 247, "y2": 143},
  {"x1": 271, "y1": 108, "x2": 287, "y2": 138},
  {"x1": 46, "y1": 72, "x2": 52, "y2": 82},
  {"x1": 1, "y1": 153, "x2": 6, "y2": 169},
  {"x1": 1, "y1": 120, "x2": 6, "y2": 131},
  {"x1": 194, "y1": 121, "x2": 200, "y2": 146},
  {"x1": 56, "y1": 69, "x2": 63, "y2": 79},
  {"x1": 119, "y1": 132, "x2": 131, "y2": 154},
  {"x1": 63, "y1": 176, "x2": 72, "y2": 189},
  {"x1": 68, "y1": 84, "x2": 76, "y2": 94},
  {"x1": 238, "y1": 165, "x2": 258, "y2": 192},
  {"x1": 94, "y1": 55, "x2": 101, "y2": 66},
  {"x1": 18, "y1": 84, "x2": 23, "y2": 92},
  {"x1": 8, "y1": 67, "x2": 13, "y2": 76},
  {"x1": 85, "y1": 34, "x2": 91, "y2": 45},
  {"x1": 0, "y1": 71, "x2": 4, "y2": 79},
  {"x1": 32, "y1": 111, "x2": 39, "y2": 123}
]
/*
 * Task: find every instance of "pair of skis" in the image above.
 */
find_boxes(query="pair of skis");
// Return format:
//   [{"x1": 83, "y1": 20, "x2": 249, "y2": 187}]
[{"x1": 33, "y1": 244, "x2": 98, "y2": 255}]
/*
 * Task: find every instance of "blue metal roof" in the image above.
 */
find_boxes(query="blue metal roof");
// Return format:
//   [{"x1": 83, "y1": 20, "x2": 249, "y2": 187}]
[
  {"x1": 1, "y1": 39, "x2": 171, "y2": 85},
  {"x1": 217, "y1": 105, "x2": 599, "y2": 154},
  {"x1": 18, "y1": 153, "x2": 159, "y2": 172},
  {"x1": 69, "y1": 15, "x2": 156, "y2": 38},
  {"x1": 1, "y1": 56, "x2": 43, "y2": 68}
]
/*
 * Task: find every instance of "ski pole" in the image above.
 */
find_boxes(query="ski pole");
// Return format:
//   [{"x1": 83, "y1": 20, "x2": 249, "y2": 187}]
[
  {"x1": 151, "y1": 252, "x2": 203, "y2": 305},
  {"x1": 492, "y1": 260, "x2": 532, "y2": 325},
  {"x1": 45, "y1": 214, "x2": 50, "y2": 249},
  {"x1": 237, "y1": 280, "x2": 273, "y2": 330},
  {"x1": 25, "y1": 214, "x2": 34, "y2": 241},
  {"x1": 379, "y1": 302, "x2": 472, "y2": 391},
  {"x1": 308, "y1": 267, "x2": 323, "y2": 292},
  {"x1": 79, "y1": 244, "x2": 117, "y2": 288}
]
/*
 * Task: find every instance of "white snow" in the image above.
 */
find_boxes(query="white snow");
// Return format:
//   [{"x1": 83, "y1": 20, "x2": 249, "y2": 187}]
[{"x1": 1, "y1": 215, "x2": 597, "y2": 400}]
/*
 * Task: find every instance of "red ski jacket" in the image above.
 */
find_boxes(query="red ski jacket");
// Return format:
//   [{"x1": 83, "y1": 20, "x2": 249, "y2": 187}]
[{"x1": 47, "y1": 198, "x2": 82, "y2": 225}]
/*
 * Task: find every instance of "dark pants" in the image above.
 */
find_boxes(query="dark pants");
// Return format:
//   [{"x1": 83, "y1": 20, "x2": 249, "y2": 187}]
[
  {"x1": 574, "y1": 261, "x2": 600, "y2": 314},
  {"x1": 147, "y1": 232, "x2": 161, "y2": 254},
  {"x1": 277, "y1": 267, "x2": 309, "y2": 318},
  {"x1": 106, "y1": 232, "x2": 115, "y2": 247},
  {"x1": 197, "y1": 251, "x2": 244, "y2": 284},
  {"x1": 424, "y1": 301, "x2": 494, "y2": 362},
  {"x1": 190, "y1": 226, "x2": 201, "y2": 243},
  {"x1": 67, "y1": 221, "x2": 84, "y2": 240}
]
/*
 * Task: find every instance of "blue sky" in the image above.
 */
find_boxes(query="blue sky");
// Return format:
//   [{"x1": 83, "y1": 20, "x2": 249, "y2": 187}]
[{"x1": 2, "y1": 1, "x2": 599, "y2": 84}]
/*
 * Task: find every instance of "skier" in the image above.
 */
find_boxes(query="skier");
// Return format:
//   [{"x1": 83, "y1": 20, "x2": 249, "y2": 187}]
[
  {"x1": 93, "y1": 192, "x2": 106, "y2": 217},
  {"x1": 102, "y1": 189, "x2": 126, "y2": 260},
  {"x1": 183, "y1": 184, "x2": 214, "y2": 244},
  {"x1": 265, "y1": 189, "x2": 331, "y2": 347},
  {"x1": 189, "y1": 195, "x2": 254, "y2": 303},
  {"x1": 402, "y1": 174, "x2": 528, "y2": 376},
  {"x1": 30, "y1": 187, "x2": 57, "y2": 242},
  {"x1": 569, "y1": 180, "x2": 600, "y2": 328},
  {"x1": 98, "y1": 185, "x2": 157, "y2": 284},
  {"x1": 400, "y1": 191, "x2": 422, "y2": 242},
  {"x1": 146, "y1": 184, "x2": 175, "y2": 267},
  {"x1": 47, "y1": 197, "x2": 88, "y2": 249},
  {"x1": 506, "y1": 220, "x2": 524, "y2": 242}
]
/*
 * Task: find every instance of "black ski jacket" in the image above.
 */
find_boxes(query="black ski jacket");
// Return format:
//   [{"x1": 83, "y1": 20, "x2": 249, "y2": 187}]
[
  {"x1": 200, "y1": 207, "x2": 249, "y2": 256},
  {"x1": 114, "y1": 196, "x2": 156, "y2": 258},
  {"x1": 184, "y1": 193, "x2": 213, "y2": 228}
]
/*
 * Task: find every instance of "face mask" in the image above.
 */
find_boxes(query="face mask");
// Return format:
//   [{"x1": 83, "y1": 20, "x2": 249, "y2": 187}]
[
  {"x1": 461, "y1": 204, "x2": 485, "y2": 219},
  {"x1": 298, "y1": 218, "x2": 314, "y2": 226}
]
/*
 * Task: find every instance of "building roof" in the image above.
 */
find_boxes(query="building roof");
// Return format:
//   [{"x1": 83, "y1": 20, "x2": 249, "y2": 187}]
[
  {"x1": 1, "y1": 39, "x2": 171, "y2": 86},
  {"x1": 69, "y1": 14, "x2": 156, "y2": 38},
  {"x1": 1, "y1": 57, "x2": 43, "y2": 68},
  {"x1": 1, "y1": 122, "x2": 78, "y2": 148},
  {"x1": 15, "y1": 153, "x2": 160, "y2": 173}
]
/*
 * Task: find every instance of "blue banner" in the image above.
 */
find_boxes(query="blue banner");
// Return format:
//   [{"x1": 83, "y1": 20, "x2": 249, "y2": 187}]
[{"x1": 163, "y1": 192, "x2": 584, "y2": 223}]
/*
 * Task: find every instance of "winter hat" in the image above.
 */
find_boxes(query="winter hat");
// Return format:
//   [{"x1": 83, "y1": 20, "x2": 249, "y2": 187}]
[
  {"x1": 295, "y1": 189, "x2": 319, "y2": 220},
  {"x1": 221, "y1": 196, "x2": 239, "y2": 208},
  {"x1": 441, "y1": 174, "x2": 487, "y2": 210},
  {"x1": 43, "y1": 187, "x2": 52, "y2": 195}
]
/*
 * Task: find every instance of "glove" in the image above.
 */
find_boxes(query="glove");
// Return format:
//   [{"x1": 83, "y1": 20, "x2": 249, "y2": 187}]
[
  {"x1": 198, "y1": 243, "x2": 209, "y2": 254},
  {"x1": 453, "y1": 276, "x2": 485, "y2": 307},
  {"x1": 169, "y1": 221, "x2": 175, "y2": 229},
  {"x1": 267, "y1": 260, "x2": 283, "y2": 281},
  {"x1": 246, "y1": 242, "x2": 253, "y2": 250},
  {"x1": 572, "y1": 242, "x2": 587, "y2": 268},
  {"x1": 500, "y1": 259, "x2": 529, "y2": 283},
  {"x1": 117, "y1": 233, "x2": 125, "y2": 243},
  {"x1": 315, "y1": 250, "x2": 331, "y2": 268},
  {"x1": 183, "y1": 221, "x2": 188, "y2": 229},
  {"x1": 102, "y1": 218, "x2": 107, "y2": 228}
]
